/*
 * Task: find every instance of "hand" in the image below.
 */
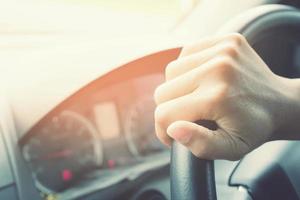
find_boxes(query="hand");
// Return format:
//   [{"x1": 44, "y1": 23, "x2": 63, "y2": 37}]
[{"x1": 154, "y1": 33, "x2": 300, "y2": 160}]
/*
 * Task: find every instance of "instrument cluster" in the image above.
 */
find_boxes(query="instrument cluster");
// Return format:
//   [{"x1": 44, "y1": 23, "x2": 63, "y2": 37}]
[{"x1": 19, "y1": 73, "x2": 168, "y2": 199}]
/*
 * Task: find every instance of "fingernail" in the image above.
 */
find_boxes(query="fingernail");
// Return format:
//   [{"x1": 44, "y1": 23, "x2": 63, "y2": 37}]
[{"x1": 167, "y1": 126, "x2": 192, "y2": 144}]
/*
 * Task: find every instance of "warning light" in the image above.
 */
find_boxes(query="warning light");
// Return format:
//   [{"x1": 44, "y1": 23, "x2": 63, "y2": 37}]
[
  {"x1": 107, "y1": 159, "x2": 116, "y2": 169},
  {"x1": 62, "y1": 169, "x2": 73, "y2": 182}
]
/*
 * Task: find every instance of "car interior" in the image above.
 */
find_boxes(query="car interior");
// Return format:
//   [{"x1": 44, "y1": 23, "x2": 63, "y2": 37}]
[{"x1": 1, "y1": 0, "x2": 300, "y2": 200}]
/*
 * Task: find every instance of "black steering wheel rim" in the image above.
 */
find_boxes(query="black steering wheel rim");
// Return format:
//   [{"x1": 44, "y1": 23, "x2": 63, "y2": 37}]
[{"x1": 170, "y1": 4, "x2": 300, "y2": 200}]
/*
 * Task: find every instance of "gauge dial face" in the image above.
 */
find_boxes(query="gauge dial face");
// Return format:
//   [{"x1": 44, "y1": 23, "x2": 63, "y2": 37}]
[
  {"x1": 22, "y1": 110, "x2": 102, "y2": 193},
  {"x1": 124, "y1": 95, "x2": 166, "y2": 158}
]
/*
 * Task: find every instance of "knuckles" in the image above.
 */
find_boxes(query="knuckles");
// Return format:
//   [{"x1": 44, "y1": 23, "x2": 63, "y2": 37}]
[
  {"x1": 220, "y1": 33, "x2": 245, "y2": 57},
  {"x1": 155, "y1": 33, "x2": 244, "y2": 121},
  {"x1": 164, "y1": 33, "x2": 245, "y2": 82},
  {"x1": 221, "y1": 43, "x2": 239, "y2": 58},
  {"x1": 226, "y1": 32, "x2": 245, "y2": 46},
  {"x1": 214, "y1": 55, "x2": 237, "y2": 78}
]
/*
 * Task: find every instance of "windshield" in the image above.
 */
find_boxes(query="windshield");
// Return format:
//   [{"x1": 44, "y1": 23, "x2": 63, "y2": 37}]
[{"x1": 1, "y1": 0, "x2": 199, "y2": 37}]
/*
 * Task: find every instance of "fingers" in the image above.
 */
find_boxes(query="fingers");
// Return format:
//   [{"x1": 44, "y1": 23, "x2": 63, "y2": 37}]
[
  {"x1": 180, "y1": 33, "x2": 245, "y2": 58},
  {"x1": 155, "y1": 55, "x2": 236, "y2": 105},
  {"x1": 167, "y1": 33, "x2": 245, "y2": 81},
  {"x1": 167, "y1": 121, "x2": 250, "y2": 160},
  {"x1": 178, "y1": 35, "x2": 221, "y2": 58},
  {"x1": 154, "y1": 93, "x2": 213, "y2": 146}
]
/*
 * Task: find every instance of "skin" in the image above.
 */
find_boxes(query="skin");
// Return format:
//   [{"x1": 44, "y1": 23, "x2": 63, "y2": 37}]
[{"x1": 154, "y1": 33, "x2": 300, "y2": 161}]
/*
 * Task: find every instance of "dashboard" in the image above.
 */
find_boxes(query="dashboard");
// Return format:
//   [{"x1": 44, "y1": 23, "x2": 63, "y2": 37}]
[
  {"x1": 17, "y1": 49, "x2": 181, "y2": 200},
  {"x1": 19, "y1": 74, "x2": 168, "y2": 199}
]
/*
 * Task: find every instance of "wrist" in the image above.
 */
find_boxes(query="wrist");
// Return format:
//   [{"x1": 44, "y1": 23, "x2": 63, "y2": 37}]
[{"x1": 272, "y1": 76, "x2": 300, "y2": 140}]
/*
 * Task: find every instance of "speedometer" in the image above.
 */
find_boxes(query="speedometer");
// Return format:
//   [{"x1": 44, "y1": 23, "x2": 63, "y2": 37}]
[{"x1": 21, "y1": 110, "x2": 103, "y2": 193}]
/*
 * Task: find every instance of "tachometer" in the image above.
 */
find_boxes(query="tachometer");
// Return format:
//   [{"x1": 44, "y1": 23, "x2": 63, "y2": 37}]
[
  {"x1": 124, "y1": 95, "x2": 166, "y2": 158},
  {"x1": 22, "y1": 110, "x2": 102, "y2": 193}
]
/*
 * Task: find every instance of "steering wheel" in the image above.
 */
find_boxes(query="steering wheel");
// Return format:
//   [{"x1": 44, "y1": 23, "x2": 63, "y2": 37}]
[{"x1": 171, "y1": 4, "x2": 300, "y2": 200}]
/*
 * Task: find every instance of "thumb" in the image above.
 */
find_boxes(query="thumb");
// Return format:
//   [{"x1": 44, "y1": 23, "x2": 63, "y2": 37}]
[{"x1": 167, "y1": 121, "x2": 250, "y2": 160}]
